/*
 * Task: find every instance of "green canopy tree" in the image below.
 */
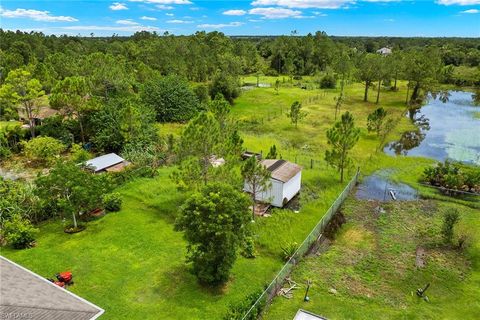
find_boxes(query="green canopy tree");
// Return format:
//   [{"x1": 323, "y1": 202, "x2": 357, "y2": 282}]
[
  {"x1": 404, "y1": 48, "x2": 442, "y2": 104},
  {"x1": 175, "y1": 183, "x2": 251, "y2": 285},
  {"x1": 50, "y1": 76, "x2": 94, "y2": 144},
  {"x1": 208, "y1": 93, "x2": 231, "y2": 131},
  {"x1": 209, "y1": 72, "x2": 240, "y2": 104},
  {"x1": 241, "y1": 156, "x2": 271, "y2": 220},
  {"x1": 176, "y1": 112, "x2": 221, "y2": 186},
  {"x1": 141, "y1": 74, "x2": 200, "y2": 122},
  {"x1": 287, "y1": 101, "x2": 306, "y2": 128},
  {"x1": 91, "y1": 96, "x2": 157, "y2": 153},
  {"x1": 357, "y1": 54, "x2": 381, "y2": 102},
  {"x1": 334, "y1": 50, "x2": 354, "y2": 95},
  {"x1": 325, "y1": 111, "x2": 360, "y2": 183},
  {"x1": 0, "y1": 69, "x2": 44, "y2": 137},
  {"x1": 35, "y1": 162, "x2": 110, "y2": 230},
  {"x1": 367, "y1": 107, "x2": 388, "y2": 136}
]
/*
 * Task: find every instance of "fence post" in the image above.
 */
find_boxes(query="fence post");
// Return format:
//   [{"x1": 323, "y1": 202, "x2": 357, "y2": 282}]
[{"x1": 310, "y1": 159, "x2": 313, "y2": 169}]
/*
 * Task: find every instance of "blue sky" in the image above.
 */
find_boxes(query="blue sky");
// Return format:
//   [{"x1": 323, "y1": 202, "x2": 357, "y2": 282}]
[{"x1": 0, "y1": 1, "x2": 479, "y2": 37}]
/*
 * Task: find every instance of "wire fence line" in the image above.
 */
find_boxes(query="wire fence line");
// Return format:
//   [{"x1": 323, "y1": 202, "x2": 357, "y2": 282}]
[{"x1": 241, "y1": 168, "x2": 361, "y2": 320}]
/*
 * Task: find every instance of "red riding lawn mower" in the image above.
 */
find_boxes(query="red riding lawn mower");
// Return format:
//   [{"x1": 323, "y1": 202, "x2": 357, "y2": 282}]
[{"x1": 48, "y1": 271, "x2": 74, "y2": 288}]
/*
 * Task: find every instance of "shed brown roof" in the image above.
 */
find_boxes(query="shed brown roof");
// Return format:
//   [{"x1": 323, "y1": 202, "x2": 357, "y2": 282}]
[{"x1": 261, "y1": 159, "x2": 302, "y2": 183}]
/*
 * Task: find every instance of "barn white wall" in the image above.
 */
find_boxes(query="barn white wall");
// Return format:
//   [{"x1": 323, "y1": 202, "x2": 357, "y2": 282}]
[
  {"x1": 243, "y1": 171, "x2": 302, "y2": 208},
  {"x1": 244, "y1": 179, "x2": 283, "y2": 207},
  {"x1": 282, "y1": 171, "x2": 302, "y2": 204}
]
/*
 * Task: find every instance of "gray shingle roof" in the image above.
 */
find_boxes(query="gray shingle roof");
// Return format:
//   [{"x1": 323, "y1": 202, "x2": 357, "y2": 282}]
[
  {"x1": 261, "y1": 159, "x2": 302, "y2": 183},
  {"x1": 84, "y1": 153, "x2": 125, "y2": 172},
  {"x1": 0, "y1": 256, "x2": 104, "y2": 320}
]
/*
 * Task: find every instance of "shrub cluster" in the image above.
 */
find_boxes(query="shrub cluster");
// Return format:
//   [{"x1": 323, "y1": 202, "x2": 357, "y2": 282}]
[
  {"x1": 423, "y1": 161, "x2": 480, "y2": 194},
  {"x1": 103, "y1": 193, "x2": 122, "y2": 212},
  {"x1": 223, "y1": 289, "x2": 264, "y2": 320}
]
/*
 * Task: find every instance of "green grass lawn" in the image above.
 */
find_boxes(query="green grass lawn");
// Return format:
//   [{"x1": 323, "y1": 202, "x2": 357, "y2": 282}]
[
  {"x1": 2, "y1": 78, "x2": 477, "y2": 319},
  {"x1": 264, "y1": 198, "x2": 480, "y2": 320},
  {"x1": 1, "y1": 169, "x2": 281, "y2": 319}
]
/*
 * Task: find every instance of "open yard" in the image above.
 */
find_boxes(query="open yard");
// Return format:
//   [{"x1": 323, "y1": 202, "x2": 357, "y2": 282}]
[
  {"x1": 2, "y1": 78, "x2": 477, "y2": 319},
  {"x1": 264, "y1": 198, "x2": 480, "y2": 319}
]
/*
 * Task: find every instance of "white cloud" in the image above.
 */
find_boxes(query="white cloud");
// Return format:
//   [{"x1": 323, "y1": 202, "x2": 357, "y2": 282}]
[
  {"x1": 129, "y1": 0, "x2": 192, "y2": 4},
  {"x1": 250, "y1": 0, "x2": 354, "y2": 9},
  {"x1": 62, "y1": 25, "x2": 161, "y2": 32},
  {"x1": 156, "y1": 5, "x2": 174, "y2": 9},
  {"x1": 116, "y1": 19, "x2": 139, "y2": 25},
  {"x1": 313, "y1": 11, "x2": 328, "y2": 16},
  {"x1": 223, "y1": 9, "x2": 247, "y2": 16},
  {"x1": 460, "y1": 8, "x2": 480, "y2": 12},
  {"x1": 384, "y1": 18, "x2": 395, "y2": 21},
  {"x1": 140, "y1": 16, "x2": 157, "y2": 20},
  {"x1": 109, "y1": 2, "x2": 128, "y2": 10},
  {"x1": 249, "y1": 7, "x2": 302, "y2": 19},
  {"x1": 437, "y1": 0, "x2": 480, "y2": 5},
  {"x1": 197, "y1": 22, "x2": 244, "y2": 29},
  {"x1": 167, "y1": 19, "x2": 193, "y2": 23},
  {"x1": 0, "y1": 7, "x2": 78, "y2": 22},
  {"x1": 165, "y1": 13, "x2": 174, "y2": 16}
]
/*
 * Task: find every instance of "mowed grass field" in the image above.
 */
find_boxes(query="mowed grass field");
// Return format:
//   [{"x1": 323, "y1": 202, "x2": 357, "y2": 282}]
[{"x1": 4, "y1": 77, "x2": 474, "y2": 319}]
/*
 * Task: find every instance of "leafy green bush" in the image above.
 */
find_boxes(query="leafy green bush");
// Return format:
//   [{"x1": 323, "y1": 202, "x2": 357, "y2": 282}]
[
  {"x1": 223, "y1": 289, "x2": 264, "y2": 320},
  {"x1": 210, "y1": 72, "x2": 240, "y2": 104},
  {"x1": 281, "y1": 241, "x2": 298, "y2": 261},
  {"x1": 70, "y1": 143, "x2": 91, "y2": 163},
  {"x1": 23, "y1": 136, "x2": 65, "y2": 165},
  {"x1": 442, "y1": 209, "x2": 460, "y2": 244},
  {"x1": 2, "y1": 214, "x2": 38, "y2": 249},
  {"x1": 423, "y1": 161, "x2": 480, "y2": 194},
  {"x1": 103, "y1": 193, "x2": 122, "y2": 212},
  {"x1": 320, "y1": 74, "x2": 336, "y2": 89},
  {"x1": 241, "y1": 236, "x2": 257, "y2": 259}
]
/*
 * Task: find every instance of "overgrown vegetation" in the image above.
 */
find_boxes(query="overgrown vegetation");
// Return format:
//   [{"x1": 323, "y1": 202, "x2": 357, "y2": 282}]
[{"x1": 423, "y1": 160, "x2": 480, "y2": 194}]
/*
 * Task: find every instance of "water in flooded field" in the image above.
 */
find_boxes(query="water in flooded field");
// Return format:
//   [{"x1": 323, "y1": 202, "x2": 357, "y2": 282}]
[{"x1": 384, "y1": 91, "x2": 480, "y2": 165}]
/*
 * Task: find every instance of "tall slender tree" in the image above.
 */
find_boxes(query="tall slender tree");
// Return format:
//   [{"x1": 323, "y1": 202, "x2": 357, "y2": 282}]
[
  {"x1": 287, "y1": 100, "x2": 306, "y2": 128},
  {"x1": 177, "y1": 112, "x2": 221, "y2": 185},
  {"x1": 325, "y1": 111, "x2": 360, "y2": 183},
  {"x1": 357, "y1": 54, "x2": 381, "y2": 102},
  {"x1": 241, "y1": 156, "x2": 271, "y2": 220}
]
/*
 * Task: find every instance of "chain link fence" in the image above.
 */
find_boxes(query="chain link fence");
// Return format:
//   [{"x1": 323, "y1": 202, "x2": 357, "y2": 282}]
[{"x1": 242, "y1": 168, "x2": 360, "y2": 320}]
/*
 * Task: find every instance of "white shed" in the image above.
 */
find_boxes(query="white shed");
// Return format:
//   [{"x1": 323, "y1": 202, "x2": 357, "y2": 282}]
[{"x1": 244, "y1": 159, "x2": 302, "y2": 208}]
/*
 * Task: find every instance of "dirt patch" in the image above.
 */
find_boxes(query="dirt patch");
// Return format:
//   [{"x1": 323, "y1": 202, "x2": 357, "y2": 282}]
[
  {"x1": 323, "y1": 211, "x2": 346, "y2": 239},
  {"x1": 415, "y1": 246, "x2": 427, "y2": 268}
]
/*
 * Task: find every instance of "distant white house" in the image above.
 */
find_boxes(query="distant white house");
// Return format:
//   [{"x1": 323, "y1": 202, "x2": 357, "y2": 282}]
[
  {"x1": 244, "y1": 159, "x2": 302, "y2": 208},
  {"x1": 84, "y1": 153, "x2": 129, "y2": 173},
  {"x1": 376, "y1": 47, "x2": 392, "y2": 55}
]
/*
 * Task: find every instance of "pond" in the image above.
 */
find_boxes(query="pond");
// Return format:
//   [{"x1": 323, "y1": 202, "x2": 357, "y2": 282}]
[{"x1": 384, "y1": 91, "x2": 480, "y2": 165}]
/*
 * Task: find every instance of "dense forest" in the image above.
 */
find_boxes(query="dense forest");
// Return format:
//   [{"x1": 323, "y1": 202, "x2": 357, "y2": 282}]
[{"x1": 1, "y1": 29, "x2": 479, "y2": 156}]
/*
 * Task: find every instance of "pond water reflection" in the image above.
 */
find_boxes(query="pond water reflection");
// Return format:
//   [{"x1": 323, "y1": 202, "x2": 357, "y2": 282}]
[{"x1": 384, "y1": 91, "x2": 480, "y2": 165}]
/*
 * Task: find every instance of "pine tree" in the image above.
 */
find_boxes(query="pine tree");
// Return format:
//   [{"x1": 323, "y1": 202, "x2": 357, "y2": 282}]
[{"x1": 325, "y1": 111, "x2": 360, "y2": 183}]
